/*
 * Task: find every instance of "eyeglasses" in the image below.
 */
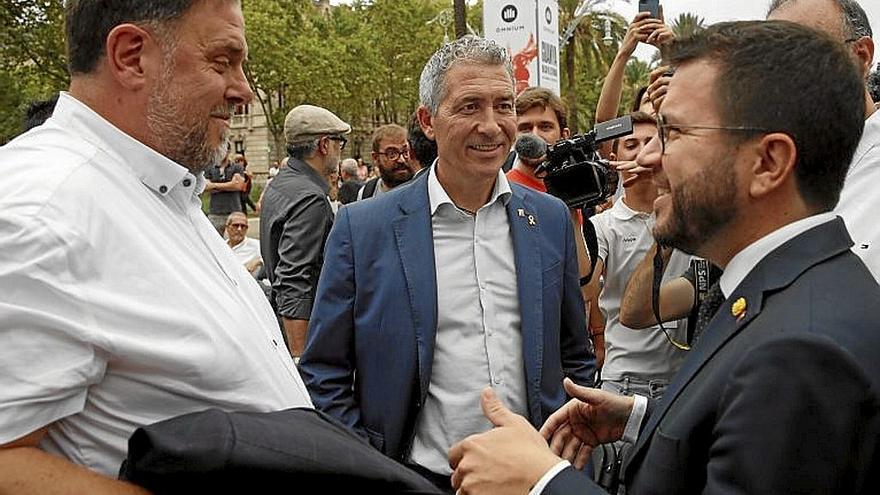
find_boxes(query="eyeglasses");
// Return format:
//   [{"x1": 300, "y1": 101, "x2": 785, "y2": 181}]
[
  {"x1": 227, "y1": 223, "x2": 248, "y2": 230},
  {"x1": 327, "y1": 136, "x2": 347, "y2": 150},
  {"x1": 655, "y1": 113, "x2": 771, "y2": 154},
  {"x1": 375, "y1": 146, "x2": 410, "y2": 161}
]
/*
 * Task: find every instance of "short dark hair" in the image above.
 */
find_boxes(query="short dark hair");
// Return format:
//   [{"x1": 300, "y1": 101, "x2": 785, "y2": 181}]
[
  {"x1": 767, "y1": 0, "x2": 872, "y2": 39},
  {"x1": 515, "y1": 87, "x2": 568, "y2": 131},
  {"x1": 22, "y1": 95, "x2": 59, "y2": 132},
  {"x1": 64, "y1": 0, "x2": 200, "y2": 75},
  {"x1": 408, "y1": 111, "x2": 437, "y2": 167},
  {"x1": 666, "y1": 20, "x2": 864, "y2": 212},
  {"x1": 629, "y1": 111, "x2": 655, "y2": 126},
  {"x1": 631, "y1": 86, "x2": 649, "y2": 113},
  {"x1": 371, "y1": 124, "x2": 407, "y2": 153}
]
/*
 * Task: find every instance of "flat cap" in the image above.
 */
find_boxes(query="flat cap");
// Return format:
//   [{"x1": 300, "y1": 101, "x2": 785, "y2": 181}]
[{"x1": 283, "y1": 104, "x2": 351, "y2": 144}]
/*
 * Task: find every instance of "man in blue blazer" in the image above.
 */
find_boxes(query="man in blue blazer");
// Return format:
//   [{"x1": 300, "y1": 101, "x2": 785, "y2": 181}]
[
  {"x1": 299, "y1": 36, "x2": 596, "y2": 490},
  {"x1": 446, "y1": 21, "x2": 880, "y2": 494}
]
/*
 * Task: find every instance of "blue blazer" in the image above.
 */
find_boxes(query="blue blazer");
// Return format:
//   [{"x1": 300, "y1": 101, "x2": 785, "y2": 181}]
[
  {"x1": 300, "y1": 171, "x2": 596, "y2": 462},
  {"x1": 543, "y1": 217, "x2": 880, "y2": 494}
]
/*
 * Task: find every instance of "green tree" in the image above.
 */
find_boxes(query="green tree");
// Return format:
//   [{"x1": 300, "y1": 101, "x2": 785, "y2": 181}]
[
  {"x1": 670, "y1": 12, "x2": 706, "y2": 39},
  {"x1": 0, "y1": 0, "x2": 68, "y2": 143},
  {"x1": 242, "y1": 0, "x2": 447, "y2": 160},
  {"x1": 559, "y1": 0, "x2": 627, "y2": 132}
]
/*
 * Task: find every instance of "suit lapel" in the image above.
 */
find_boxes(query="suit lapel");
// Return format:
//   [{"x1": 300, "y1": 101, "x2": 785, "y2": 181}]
[
  {"x1": 391, "y1": 174, "x2": 438, "y2": 402},
  {"x1": 507, "y1": 188, "x2": 544, "y2": 421},
  {"x1": 628, "y1": 217, "x2": 854, "y2": 465}
]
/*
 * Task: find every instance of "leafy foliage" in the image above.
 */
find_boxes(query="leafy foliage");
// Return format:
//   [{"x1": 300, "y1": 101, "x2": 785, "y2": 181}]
[
  {"x1": 0, "y1": 0, "x2": 701, "y2": 153},
  {"x1": 0, "y1": 0, "x2": 68, "y2": 143}
]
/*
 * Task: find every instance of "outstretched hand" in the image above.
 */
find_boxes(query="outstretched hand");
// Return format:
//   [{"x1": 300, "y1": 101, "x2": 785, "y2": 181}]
[
  {"x1": 614, "y1": 160, "x2": 653, "y2": 187},
  {"x1": 449, "y1": 388, "x2": 561, "y2": 495},
  {"x1": 647, "y1": 65, "x2": 673, "y2": 112},
  {"x1": 539, "y1": 378, "x2": 634, "y2": 469}
]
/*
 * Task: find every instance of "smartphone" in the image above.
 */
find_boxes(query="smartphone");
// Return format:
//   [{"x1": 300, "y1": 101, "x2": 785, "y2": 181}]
[{"x1": 639, "y1": 0, "x2": 660, "y2": 19}]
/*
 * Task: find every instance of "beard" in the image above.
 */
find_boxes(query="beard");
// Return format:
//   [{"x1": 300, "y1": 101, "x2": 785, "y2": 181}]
[
  {"x1": 146, "y1": 62, "x2": 232, "y2": 174},
  {"x1": 379, "y1": 162, "x2": 415, "y2": 187},
  {"x1": 653, "y1": 153, "x2": 738, "y2": 255}
]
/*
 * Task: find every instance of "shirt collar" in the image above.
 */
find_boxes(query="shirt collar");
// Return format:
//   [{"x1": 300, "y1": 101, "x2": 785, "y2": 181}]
[
  {"x1": 719, "y1": 212, "x2": 837, "y2": 297},
  {"x1": 288, "y1": 157, "x2": 330, "y2": 194},
  {"x1": 428, "y1": 164, "x2": 511, "y2": 216},
  {"x1": 53, "y1": 92, "x2": 197, "y2": 198},
  {"x1": 609, "y1": 196, "x2": 651, "y2": 221}
]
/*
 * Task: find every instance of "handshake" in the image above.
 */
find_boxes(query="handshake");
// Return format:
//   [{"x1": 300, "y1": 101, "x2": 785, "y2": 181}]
[{"x1": 448, "y1": 379, "x2": 634, "y2": 494}]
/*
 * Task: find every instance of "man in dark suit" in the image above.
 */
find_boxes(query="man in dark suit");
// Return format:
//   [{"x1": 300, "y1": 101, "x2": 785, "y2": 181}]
[
  {"x1": 447, "y1": 21, "x2": 880, "y2": 494},
  {"x1": 299, "y1": 35, "x2": 596, "y2": 491}
]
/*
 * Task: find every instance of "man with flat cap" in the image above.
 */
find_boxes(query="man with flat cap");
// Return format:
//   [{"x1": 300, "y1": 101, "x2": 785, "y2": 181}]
[{"x1": 260, "y1": 104, "x2": 351, "y2": 359}]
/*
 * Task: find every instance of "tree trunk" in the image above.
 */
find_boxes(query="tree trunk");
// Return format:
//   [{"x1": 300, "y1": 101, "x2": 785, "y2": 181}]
[{"x1": 453, "y1": 0, "x2": 467, "y2": 39}]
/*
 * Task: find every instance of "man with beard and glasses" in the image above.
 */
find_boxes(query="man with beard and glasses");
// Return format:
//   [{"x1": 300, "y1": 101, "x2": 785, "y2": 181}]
[
  {"x1": 0, "y1": 1, "x2": 314, "y2": 491},
  {"x1": 620, "y1": 0, "x2": 876, "y2": 337},
  {"x1": 260, "y1": 104, "x2": 350, "y2": 360},
  {"x1": 357, "y1": 124, "x2": 417, "y2": 200},
  {"x1": 447, "y1": 21, "x2": 880, "y2": 495},
  {"x1": 300, "y1": 35, "x2": 595, "y2": 493}
]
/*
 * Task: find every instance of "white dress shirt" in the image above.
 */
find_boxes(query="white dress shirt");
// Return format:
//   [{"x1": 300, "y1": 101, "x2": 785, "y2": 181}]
[
  {"x1": 408, "y1": 166, "x2": 528, "y2": 475},
  {"x1": 835, "y1": 105, "x2": 880, "y2": 282},
  {"x1": 0, "y1": 92, "x2": 312, "y2": 475}
]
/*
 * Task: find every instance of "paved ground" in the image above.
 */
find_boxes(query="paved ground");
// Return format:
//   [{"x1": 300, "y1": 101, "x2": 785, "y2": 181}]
[{"x1": 247, "y1": 217, "x2": 261, "y2": 240}]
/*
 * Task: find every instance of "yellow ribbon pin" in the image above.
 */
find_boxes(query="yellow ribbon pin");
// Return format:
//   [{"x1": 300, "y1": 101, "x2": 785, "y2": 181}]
[{"x1": 731, "y1": 297, "x2": 747, "y2": 320}]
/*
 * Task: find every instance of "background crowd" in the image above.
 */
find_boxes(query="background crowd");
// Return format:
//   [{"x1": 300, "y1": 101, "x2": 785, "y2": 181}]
[{"x1": 1, "y1": 0, "x2": 879, "y2": 494}]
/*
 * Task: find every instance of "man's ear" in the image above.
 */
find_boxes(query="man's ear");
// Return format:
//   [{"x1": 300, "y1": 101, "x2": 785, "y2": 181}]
[
  {"x1": 748, "y1": 132, "x2": 797, "y2": 199},
  {"x1": 317, "y1": 136, "x2": 330, "y2": 156},
  {"x1": 851, "y1": 37, "x2": 875, "y2": 79},
  {"x1": 105, "y1": 23, "x2": 163, "y2": 91},
  {"x1": 417, "y1": 106, "x2": 435, "y2": 141},
  {"x1": 561, "y1": 127, "x2": 571, "y2": 139}
]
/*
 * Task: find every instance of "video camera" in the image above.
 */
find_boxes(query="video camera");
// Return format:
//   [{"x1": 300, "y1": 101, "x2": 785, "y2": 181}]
[{"x1": 533, "y1": 115, "x2": 633, "y2": 209}]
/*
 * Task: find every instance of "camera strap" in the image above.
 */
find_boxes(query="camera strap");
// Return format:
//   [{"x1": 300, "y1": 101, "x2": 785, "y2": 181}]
[
  {"x1": 652, "y1": 243, "x2": 690, "y2": 351},
  {"x1": 686, "y1": 258, "x2": 713, "y2": 343}
]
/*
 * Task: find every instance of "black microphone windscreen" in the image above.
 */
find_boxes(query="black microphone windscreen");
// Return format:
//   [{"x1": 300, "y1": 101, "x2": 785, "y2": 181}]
[{"x1": 514, "y1": 133, "x2": 547, "y2": 160}]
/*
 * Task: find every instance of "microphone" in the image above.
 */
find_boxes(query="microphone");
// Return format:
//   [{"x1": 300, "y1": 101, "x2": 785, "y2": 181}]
[{"x1": 514, "y1": 133, "x2": 547, "y2": 167}]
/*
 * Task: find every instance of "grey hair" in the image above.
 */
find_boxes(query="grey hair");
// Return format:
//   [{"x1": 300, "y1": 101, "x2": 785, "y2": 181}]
[
  {"x1": 767, "y1": 0, "x2": 872, "y2": 39},
  {"x1": 286, "y1": 139, "x2": 319, "y2": 160},
  {"x1": 418, "y1": 35, "x2": 514, "y2": 114},
  {"x1": 339, "y1": 158, "x2": 359, "y2": 176}
]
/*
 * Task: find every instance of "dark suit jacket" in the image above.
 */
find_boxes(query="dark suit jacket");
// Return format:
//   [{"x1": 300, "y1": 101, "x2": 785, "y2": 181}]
[
  {"x1": 545, "y1": 217, "x2": 880, "y2": 494},
  {"x1": 120, "y1": 408, "x2": 442, "y2": 494},
  {"x1": 300, "y1": 170, "x2": 596, "y2": 462}
]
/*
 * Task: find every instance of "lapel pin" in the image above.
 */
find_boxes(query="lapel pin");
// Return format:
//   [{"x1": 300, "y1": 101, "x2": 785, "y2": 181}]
[
  {"x1": 517, "y1": 208, "x2": 525, "y2": 217},
  {"x1": 731, "y1": 297, "x2": 747, "y2": 321},
  {"x1": 528, "y1": 214, "x2": 536, "y2": 226}
]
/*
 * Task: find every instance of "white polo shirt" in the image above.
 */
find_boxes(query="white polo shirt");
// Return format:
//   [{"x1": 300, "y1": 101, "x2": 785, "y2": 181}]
[
  {"x1": 591, "y1": 198, "x2": 691, "y2": 382},
  {"x1": 0, "y1": 93, "x2": 312, "y2": 475}
]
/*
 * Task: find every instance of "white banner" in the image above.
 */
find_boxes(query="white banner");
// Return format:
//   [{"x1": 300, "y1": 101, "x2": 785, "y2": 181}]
[
  {"x1": 536, "y1": 0, "x2": 560, "y2": 95},
  {"x1": 483, "y1": 0, "x2": 538, "y2": 95}
]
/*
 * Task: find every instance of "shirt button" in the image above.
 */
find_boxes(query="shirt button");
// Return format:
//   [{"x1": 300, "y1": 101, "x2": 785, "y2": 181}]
[
  {"x1": 493, "y1": 377, "x2": 502, "y2": 385},
  {"x1": 183, "y1": 179, "x2": 192, "y2": 187},
  {"x1": 159, "y1": 185, "x2": 168, "y2": 194}
]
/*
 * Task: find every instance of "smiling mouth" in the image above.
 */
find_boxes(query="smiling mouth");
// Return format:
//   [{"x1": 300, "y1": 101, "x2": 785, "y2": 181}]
[{"x1": 469, "y1": 143, "x2": 503, "y2": 152}]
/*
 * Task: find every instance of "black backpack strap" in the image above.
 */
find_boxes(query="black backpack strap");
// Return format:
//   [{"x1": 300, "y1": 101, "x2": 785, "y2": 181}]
[{"x1": 361, "y1": 177, "x2": 379, "y2": 199}]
